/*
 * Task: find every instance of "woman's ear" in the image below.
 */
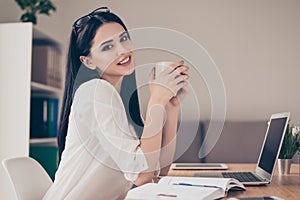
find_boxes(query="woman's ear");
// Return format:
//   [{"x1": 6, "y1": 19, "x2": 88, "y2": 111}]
[{"x1": 79, "y1": 56, "x2": 97, "y2": 70}]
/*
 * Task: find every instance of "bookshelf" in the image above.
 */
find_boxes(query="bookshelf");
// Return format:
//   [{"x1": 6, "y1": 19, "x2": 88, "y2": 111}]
[
  {"x1": 30, "y1": 25, "x2": 62, "y2": 181},
  {"x1": 30, "y1": 26, "x2": 62, "y2": 146}
]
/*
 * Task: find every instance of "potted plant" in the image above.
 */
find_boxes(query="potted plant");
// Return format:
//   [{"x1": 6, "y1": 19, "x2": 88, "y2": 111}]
[
  {"x1": 278, "y1": 123, "x2": 300, "y2": 174},
  {"x1": 15, "y1": 0, "x2": 56, "y2": 25}
]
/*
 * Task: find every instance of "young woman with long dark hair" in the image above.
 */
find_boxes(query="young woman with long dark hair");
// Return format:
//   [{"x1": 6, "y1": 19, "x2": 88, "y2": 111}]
[{"x1": 43, "y1": 7, "x2": 189, "y2": 199}]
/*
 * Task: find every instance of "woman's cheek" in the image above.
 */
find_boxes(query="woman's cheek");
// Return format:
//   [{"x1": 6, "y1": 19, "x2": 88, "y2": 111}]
[{"x1": 93, "y1": 53, "x2": 117, "y2": 72}]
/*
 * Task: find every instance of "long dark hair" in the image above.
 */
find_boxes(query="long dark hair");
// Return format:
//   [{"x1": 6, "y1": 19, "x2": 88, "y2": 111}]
[{"x1": 58, "y1": 9, "x2": 144, "y2": 163}]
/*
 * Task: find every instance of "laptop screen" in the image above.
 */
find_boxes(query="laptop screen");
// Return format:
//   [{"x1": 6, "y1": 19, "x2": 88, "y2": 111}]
[{"x1": 258, "y1": 117, "x2": 288, "y2": 174}]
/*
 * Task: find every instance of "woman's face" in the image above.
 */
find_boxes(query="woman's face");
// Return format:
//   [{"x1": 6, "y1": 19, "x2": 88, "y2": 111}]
[{"x1": 87, "y1": 22, "x2": 134, "y2": 83}]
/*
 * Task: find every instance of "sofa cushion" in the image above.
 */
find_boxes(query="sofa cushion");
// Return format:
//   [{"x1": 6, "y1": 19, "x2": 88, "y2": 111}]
[
  {"x1": 201, "y1": 120, "x2": 269, "y2": 163},
  {"x1": 174, "y1": 121, "x2": 203, "y2": 163}
]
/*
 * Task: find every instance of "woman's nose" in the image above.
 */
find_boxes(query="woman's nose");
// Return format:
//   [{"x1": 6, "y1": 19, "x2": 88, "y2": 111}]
[{"x1": 115, "y1": 42, "x2": 130, "y2": 56}]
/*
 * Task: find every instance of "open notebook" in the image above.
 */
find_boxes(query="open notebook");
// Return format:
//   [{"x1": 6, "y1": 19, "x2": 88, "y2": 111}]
[{"x1": 126, "y1": 176, "x2": 245, "y2": 200}]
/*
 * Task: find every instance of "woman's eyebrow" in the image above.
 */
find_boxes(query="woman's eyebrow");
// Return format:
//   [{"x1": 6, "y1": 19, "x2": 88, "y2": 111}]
[
  {"x1": 99, "y1": 39, "x2": 113, "y2": 47},
  {"x1": 98, "y1": 32, "x2": 128, "y2": 47},
  {"x1": 119, "y1": 31, "x2": 128, "y2": 38}
]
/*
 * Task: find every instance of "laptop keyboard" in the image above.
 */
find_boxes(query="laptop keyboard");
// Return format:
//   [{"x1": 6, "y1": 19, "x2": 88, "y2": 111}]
[{"x1": 222, "y1": 172, "x2": 262, "y2": 182}]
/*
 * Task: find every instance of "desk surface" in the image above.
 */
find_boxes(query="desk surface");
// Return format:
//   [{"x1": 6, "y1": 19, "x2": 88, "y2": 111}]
[{"x1": 168, "y1": 163, "x2": 300, "y2": 199}]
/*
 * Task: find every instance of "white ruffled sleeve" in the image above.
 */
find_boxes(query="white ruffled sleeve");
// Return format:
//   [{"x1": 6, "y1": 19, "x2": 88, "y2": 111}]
[{"x1": 88, "y1": 79, "x2": 148, "y2": 182}]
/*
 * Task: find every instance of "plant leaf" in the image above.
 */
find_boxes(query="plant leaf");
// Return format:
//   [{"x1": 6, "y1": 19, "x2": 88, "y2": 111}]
[
  {"x1": 15, "y1": 0, "x2": 29, "y2": 10},
  {"x1": 38, "y1": 0, "x2": 56, "y2": 15}
]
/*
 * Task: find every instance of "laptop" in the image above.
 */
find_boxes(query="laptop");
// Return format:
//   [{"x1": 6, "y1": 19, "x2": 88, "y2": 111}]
[{"x1": 195, "y1": 112, "x2": 290, "y2": 185}]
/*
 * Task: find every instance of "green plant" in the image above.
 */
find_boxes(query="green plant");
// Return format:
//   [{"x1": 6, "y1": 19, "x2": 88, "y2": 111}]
[
  {"x1": 15, "y1": 0, "x2": 56, "y2": 24},
  {"x1": 279, "y1": 123, "x2": 300, "y2": 159}
]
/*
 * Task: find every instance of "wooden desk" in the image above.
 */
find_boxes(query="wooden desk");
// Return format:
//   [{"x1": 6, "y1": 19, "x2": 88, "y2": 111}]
[{"x1": 168, "y1": 164, "x2": 300, "y2": 199}]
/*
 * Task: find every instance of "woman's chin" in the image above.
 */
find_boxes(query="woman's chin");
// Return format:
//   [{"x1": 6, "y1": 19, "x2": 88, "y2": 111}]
[{"x1": 124, "y1": 67, "x2": 135, "y2": 76}]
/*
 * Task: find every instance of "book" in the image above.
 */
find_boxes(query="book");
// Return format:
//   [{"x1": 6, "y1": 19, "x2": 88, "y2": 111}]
[
  {"x1": 47, "y1": 98, "x2": 58, "y2": 137},
  {"x1": 30, "y1": 97, "x2": 48, "y2": 138},
  {"x1": 30, "y1": 97, "x2": 59, "y2": 138},
  {"x1": 31, "y1": 43, "x2": 62, "y2": 89},
  {"x1": 126, "y1": 176, "x2": 245, "y2": 200}
]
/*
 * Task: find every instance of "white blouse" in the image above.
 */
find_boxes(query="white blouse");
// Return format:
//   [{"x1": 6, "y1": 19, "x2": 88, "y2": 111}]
[{"x1": 43, "y1": 79, "x2": 148, "y2": 200}]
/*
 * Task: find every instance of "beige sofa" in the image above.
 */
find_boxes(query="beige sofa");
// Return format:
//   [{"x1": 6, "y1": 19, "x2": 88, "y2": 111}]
[{"x1": 174, "y1": 120, "x2": 298, "y2": 163}]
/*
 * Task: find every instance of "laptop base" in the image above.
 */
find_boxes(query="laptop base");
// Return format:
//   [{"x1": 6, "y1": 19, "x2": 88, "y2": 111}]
[{"x1": 195, "y1": 172, "x2": 269, "y2": 186}]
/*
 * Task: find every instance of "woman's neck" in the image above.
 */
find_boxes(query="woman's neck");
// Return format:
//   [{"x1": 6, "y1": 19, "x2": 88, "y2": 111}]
[{"x1": 102, "y1": 75, "x2": 123, "y2": 93}]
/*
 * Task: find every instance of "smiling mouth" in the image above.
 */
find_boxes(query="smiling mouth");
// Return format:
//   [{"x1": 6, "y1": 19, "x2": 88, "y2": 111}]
[{"x1": 117, "y1": 56, "x2": 131, "y2": 66}]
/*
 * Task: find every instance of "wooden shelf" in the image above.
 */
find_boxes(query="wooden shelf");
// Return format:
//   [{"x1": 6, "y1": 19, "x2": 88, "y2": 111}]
[
  {"x1": 31, "y1": 81, "x2": 61, "y2": 93},
  {"x1": 30, "y1": 137, "x2": 57, "y2": 146},
  {"x1": 31, "y1": 82, "x2": 62, "y2": 98}
]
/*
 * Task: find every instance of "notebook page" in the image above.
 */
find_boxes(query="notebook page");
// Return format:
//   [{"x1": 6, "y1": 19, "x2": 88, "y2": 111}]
[
  {"x1": 159, "y1": 176, "x2": 229, "y2": 190},
  {"x1": 126, "y1": 183, "x2": 222, "y2": 200}
]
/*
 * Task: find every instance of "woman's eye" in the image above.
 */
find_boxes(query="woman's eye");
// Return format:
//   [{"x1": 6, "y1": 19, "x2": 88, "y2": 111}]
[
  {"x1": 120, "y1": 35, "x2": 129, "y2": 42},
  {"x1": 102, "y1": 44, "x2": 113, "y2": 51}
]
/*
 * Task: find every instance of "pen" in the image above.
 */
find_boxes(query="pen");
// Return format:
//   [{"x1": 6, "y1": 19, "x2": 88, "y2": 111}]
[
  {"x1": 173, "y1": 183, "x2": 222, "y2": 189},
  {"x1": 157, "y1": 193, "x2": 177, "y2": 197}
]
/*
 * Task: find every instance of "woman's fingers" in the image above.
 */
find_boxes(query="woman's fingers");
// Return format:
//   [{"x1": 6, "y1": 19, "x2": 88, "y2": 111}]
[
  {"x1": 169, "y1": 65, "x2": 189, "y2": 79},
  {"x1": 149, "y1": 67, "x2": 155, "y2": 81},
  {"x1": 149, "y1": 60, "x2": 190, "y2": 104},
  {"x1": 178, "y1": 65, "x2": 189, "y2": 75},
  {"x1": 176, "y1": 82, "x2": 186, "y2": 91},
  {"x1": 177, "y1": 85, "x2": 189, "y2": 101},
  {"x1": 173, "y1": 75, "x2": 188, "y2": 85},
  {"x1": 170, "y1": 60, "x2": 184, "y2": 69},
  {"x1": 161, "y1": 60, "x2": 184, "y2": 75}
]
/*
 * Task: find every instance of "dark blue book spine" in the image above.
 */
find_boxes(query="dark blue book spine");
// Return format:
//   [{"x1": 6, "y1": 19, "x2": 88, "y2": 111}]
[
  {"x1": 30, "y1": 97, "x2": 48, "y2": 138},
  {"x1": 48, "y1": 98, "x2": 58, "y2": 137}
]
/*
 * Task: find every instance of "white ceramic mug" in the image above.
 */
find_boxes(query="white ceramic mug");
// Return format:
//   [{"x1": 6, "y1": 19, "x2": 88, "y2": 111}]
[{"x1": 155, "y1": 61, "x2": 173, "y2": 79}]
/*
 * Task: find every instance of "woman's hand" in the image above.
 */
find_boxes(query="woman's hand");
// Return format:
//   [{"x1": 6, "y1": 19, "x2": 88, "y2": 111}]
[
  {"x1": 148, "y1": 60, "x2": 188, "y2": 106},
  {"x1": 166, "y1": 61, "x2": 189, "y2": 108}
]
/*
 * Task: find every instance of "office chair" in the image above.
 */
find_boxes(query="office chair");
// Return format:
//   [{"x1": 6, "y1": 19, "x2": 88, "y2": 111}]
[{"x1": 2, "y1": 156, "x2": 53, "y2": 200}]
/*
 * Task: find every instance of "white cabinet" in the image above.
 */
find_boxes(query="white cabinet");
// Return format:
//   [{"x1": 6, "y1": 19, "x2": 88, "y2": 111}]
[
  {"x1": 0, "y1": 22, "x2": 62, "y2": 199},
  {"x1": 0, "y1": 22, "x2": 32, "y2": 200}
]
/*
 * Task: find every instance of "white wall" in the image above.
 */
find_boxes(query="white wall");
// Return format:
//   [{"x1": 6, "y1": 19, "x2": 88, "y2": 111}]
[
  {"x1": 1, "y1": 0, "x2": 299, "y2": 122},
  {"x1": 0, "y1": 23, "x2": 32, "y2": 200}
]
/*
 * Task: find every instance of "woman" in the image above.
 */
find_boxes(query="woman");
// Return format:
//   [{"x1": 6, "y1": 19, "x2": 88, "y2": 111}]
[{"x1": 43, "y1": 7, "x2": 189, "y2": 200}]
